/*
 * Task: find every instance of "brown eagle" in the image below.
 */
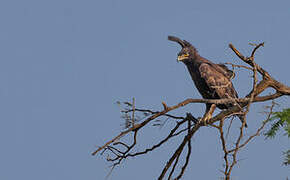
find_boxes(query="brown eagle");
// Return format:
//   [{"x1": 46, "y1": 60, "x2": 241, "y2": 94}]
[{"x1": 168, "y1": 36, "x2": 246, "y2": 127}]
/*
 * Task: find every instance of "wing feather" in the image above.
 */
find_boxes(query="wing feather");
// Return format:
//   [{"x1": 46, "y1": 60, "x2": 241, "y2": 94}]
[{"x1": 199, "y1": 63, "x2": 238, "y2": 99}]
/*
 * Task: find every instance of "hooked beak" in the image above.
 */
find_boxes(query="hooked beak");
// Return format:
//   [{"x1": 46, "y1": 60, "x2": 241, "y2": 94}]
[{"x1": 177, "y1": 54, "x2": 189, "y2": 61}]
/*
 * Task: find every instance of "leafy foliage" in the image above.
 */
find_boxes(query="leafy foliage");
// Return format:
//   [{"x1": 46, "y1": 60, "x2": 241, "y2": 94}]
[
  {"x1": 264, "y1": 108, "x2": 290, "y2": 138},
  {"x1": 283, "y1": 150, "x2": 290, "y2": 166},
  {"x1": 264, "y1": 108, "x2": 290, "y2": 166}
]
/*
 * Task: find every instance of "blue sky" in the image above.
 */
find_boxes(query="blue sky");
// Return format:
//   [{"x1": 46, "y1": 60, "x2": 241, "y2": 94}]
[{"x1": 0, "y1": 0, "x2": 289, "y2": 179}]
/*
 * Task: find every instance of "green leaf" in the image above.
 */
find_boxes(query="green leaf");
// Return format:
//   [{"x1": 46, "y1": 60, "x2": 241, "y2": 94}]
[
  {"x1": 264, "y1": 108, "x2": 290, "y2": 166},
  {"x1": 264, "y1": 108, "x2": 290, "y2": 138},
  {"x1": 283, "y1": 150, "x2": 290, "y2": 166}
]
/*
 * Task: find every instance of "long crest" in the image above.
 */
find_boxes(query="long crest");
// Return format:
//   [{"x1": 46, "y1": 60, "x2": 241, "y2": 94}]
[
  {"x1": 183, "y1": 40, "x2": 192, "y2": 47},
  {"x1": 168, "y1": 36, "x2": 188, "y2": 48},
  {"x1": 168, "y1": 35, "x2": 197, "y2": 55}
]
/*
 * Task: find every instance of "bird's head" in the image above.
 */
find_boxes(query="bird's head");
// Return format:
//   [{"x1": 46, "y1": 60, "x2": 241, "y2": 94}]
[{"x1": 168, "y1": 36, "x2": 198, "y2": 62}]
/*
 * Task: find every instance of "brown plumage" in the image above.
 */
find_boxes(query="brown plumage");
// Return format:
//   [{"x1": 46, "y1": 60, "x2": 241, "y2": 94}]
[{"x1": 168, "y1": 36, "x2": 246, "y2": 127}]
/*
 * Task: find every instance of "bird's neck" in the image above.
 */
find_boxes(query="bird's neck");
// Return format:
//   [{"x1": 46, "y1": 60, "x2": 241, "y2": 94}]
[{"x1": 184, "y1": 55, "x2": 203, "y2": 66}]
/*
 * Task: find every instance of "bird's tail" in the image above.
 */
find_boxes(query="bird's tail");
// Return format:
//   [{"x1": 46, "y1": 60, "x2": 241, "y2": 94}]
[{"x1": 237, "y1": 114, "x2": 248, "y2": 128}]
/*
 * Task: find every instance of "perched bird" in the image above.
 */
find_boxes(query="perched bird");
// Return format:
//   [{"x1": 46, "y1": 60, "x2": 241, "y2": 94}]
[{"x1": 168, "y1": 36, "x2": 247, "y2": 127}]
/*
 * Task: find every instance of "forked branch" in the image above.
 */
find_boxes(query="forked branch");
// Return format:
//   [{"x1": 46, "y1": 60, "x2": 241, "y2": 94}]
[{"x1": 93, "y1": 42, "x2": 289, "y2": 180}]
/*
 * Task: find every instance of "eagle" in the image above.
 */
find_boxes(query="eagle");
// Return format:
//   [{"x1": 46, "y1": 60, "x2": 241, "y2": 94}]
[{"x1": 168, "y1": 36, "x2": 246, "y2": 127}]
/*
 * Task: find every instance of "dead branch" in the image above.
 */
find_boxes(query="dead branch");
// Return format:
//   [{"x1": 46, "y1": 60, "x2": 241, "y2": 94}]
[
  {"x1": 224, "y1": 62, "x2": 254, "y2": 71},
  {"x1": 93, "y1": 42, "x2": 290, "y2": 180},
  {"x1": 158, "y1": 122, "x2": 200, "y2": 180},
  {"x1": 228, "y1": 101, "x2": 275, "y2": 153}
]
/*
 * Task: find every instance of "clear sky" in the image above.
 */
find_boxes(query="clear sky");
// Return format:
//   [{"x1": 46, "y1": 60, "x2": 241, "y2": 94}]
[{"x1": 0, "y1": 0, "x2": 289, "y2": 179}]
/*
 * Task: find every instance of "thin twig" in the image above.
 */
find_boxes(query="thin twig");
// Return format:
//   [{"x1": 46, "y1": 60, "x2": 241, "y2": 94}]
[
  {"x1": 224, "y1": 62, "x2": 253, "y2": 71},
  {"x1": 132, "y1": 97, "x2": 135, "y2": 127},
  {"x1": 228, "y1": 101, "x2": 275, "y2": 153},
  {"x1": 174, "y1": 119, "x2": 192, "y2": 180},
  {"x1": 94, "y1": 42, "x2": 290, "y2": 180}
]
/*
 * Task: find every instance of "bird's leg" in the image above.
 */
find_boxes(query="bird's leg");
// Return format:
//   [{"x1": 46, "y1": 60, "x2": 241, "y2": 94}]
[{"x1": 201, "y1": 104, "x2": 216, "y2": 125}]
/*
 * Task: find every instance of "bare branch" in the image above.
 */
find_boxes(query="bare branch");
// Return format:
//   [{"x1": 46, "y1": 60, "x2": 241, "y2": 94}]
[
  {"x1": 94, "y1": 42, "x2": 290, "y2": 180},
  {"x1": 228, "y1": 101, "x2": 275, "y2": 153},
  {"x1": 127, "y1": 118, "x2": 188, "y2": 157},
  {"x1": 224, "y1": 62, "x2": 253, "y2": 71},
  {"x1": 218, "y1": 117, "x2": 230, "y2": 177},
  {"x1": 250, "y1": 42, "x2": 265, "y2": 59},
  {"x1": 174, "y1": 118, "x2": 192, "y2": 180},
  {"x1": 132, "y1": 97, "x2": 135, "y2": 127},
  {"x1": 158, "y1": 123, "x2": 200, "y2": 180}
]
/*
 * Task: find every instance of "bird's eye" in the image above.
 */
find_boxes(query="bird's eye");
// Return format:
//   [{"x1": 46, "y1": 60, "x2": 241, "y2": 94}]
[{"x1": 184, "y1": 53, "x2": 189, "y2": 57}]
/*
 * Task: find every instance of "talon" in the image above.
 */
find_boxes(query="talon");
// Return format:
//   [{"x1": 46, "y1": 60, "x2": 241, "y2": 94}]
[
  {"x1": 201, "y1": 104, "x2": 216, "y2": 126},
  {"x1": 201, "y1": 113, "x2": 212, "y2": 126}
]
